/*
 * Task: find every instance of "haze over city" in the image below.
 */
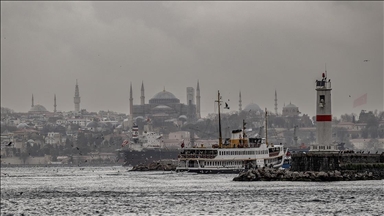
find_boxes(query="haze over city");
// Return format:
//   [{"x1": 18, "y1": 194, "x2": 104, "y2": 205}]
[{"x1": 1, "y1": 1, "x2": 383, "y2": 118}]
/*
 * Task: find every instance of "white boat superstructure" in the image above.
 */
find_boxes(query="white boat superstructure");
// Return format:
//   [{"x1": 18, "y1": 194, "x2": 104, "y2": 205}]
[
  {"x1": 127, "y1": 123, "x2": 163, "y2": 151},
  {"x1": 128, "y1": 131, "x2": 163, "y2": 151},
  {"x1": 176, "y1": 132, "x2": 286, "y2": 173},
  {"x1": 176, "y1": 91, "x2": 287, "y2": 174}
]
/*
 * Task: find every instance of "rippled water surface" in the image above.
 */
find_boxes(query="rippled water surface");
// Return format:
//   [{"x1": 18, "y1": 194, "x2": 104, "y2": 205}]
[{"x1": 1, "y1": 166, "x2": 383, "y2": 215}]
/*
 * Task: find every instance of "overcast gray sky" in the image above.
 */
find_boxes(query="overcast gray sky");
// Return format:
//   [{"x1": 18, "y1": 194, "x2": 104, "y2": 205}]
[{"x1": 1, "y1": 1, "x2": 383, "y2": 118}]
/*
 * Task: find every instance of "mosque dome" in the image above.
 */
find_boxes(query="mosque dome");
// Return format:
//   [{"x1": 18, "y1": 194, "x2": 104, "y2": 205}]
[
  {"x1": 134, "y1": 116, "x2": 145, "y2": 121},
  {"x1": 243, "y1": 103, "x2": 262, "y2": 112},
  {"x1": 149, "y1": 90, "x2": 180, "y2": 104},
  {"x1": 153, "y1": 105, "x2": 172, "y2": 110},
  {"x1": 284, "y1": 102, "x2": 297, "y2": 108},
  {"x1": 29, "y1": 104, "x2": 48, "y2": 113},
  {"x1": 282, "y1": 102, "x2": 300, "y2": 116},
  {"x1": 178, "y1": 115, "x2": 187, "y2": 120},
  {"x1": 17, "y1": 123, "x2": 29, "y2": 129}
]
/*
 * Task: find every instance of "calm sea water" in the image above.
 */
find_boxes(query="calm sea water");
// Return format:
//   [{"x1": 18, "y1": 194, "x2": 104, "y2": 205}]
[{"x1": 1, "y1": 166, "x2": 383, "y2": 216}]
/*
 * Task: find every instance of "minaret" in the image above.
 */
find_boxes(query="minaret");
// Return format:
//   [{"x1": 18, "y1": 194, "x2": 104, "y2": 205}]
[
  {"x1": 54, "y1": 94, "x2": 57, "y2": 113},
  {"x1": 239, "y1": 91, "x2": 242, "y2": 112},
  {"x1": 140, "y1": 81, "x2": 145, "y2": 105},
  {"x1": 74, "y1": 79, "x2": 81, "y2": 112},
  {"x1": 196, "y1": 80, "x2": 201, "y2": 119},
  {"x1": 315, "y1": 70, "x2": 332, "y2": 146},
  {"x1": 129, "y1": 82, "x2": 133, "y2": 116},
  {"x1": 31, "y1": 94, "x2": 34, "y2": 107},
  {"x1": 274, "y1": 90, "x2": 278, "y2": 116}
]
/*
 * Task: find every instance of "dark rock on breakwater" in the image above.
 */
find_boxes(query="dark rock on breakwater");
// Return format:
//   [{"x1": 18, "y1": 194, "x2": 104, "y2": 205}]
[
  {"x1": 129, "y1": 160, "x2": 177, "y2": 171},
  {"x1": 233, "y1": 167, "x2": 384, "y2": 182}
]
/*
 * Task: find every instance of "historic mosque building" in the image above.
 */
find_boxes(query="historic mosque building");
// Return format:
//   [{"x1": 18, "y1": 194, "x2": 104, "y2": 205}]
[
  {"x1": 129, "y1": 81, "x2": 201, "y2": 124},
  {"x1": 28, "y1": 94, "x2": 50, "y2": 115},
  {"x1": 29, "y1": 80, "x2": 80, "y2": 115}
]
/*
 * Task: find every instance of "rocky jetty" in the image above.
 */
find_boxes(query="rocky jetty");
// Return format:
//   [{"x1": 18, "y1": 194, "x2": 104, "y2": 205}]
[
  {"x1": 233, "y1": 167, "x2": 384, "y2": 182},
  {"x1": 129, "y1": 161, "x2": 177, "y2": 171}
]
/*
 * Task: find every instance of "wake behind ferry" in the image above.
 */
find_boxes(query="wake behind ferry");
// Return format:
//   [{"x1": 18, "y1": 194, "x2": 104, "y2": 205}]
[{"x1": 176, "y1": 91, "x2": 287, "y2": 174}]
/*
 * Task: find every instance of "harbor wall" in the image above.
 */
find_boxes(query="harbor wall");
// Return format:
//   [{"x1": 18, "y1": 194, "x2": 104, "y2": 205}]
[{"x1": 291, "y1": 153, "x2": 384, "y2": 173}]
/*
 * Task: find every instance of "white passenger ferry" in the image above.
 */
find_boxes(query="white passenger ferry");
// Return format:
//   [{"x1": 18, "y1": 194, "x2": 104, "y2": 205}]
[{"x1": 176, "y1": 91, "x2": 286, "y2": 174}]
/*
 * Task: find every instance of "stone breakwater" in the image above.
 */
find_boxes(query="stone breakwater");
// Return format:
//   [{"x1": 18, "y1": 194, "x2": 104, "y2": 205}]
[
  {"x1": 291, "y1": 153, "x2": 384, "y2": 172},
  {"x1": 233, "y1": 167, "x2": 384, "y2": 182},
  {"x1": 129, "y1": 160, "x2": 177, "y2": 171}
]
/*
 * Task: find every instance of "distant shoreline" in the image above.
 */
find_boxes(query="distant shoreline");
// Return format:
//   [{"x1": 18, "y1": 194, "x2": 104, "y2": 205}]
[{"x1": 0, "y1": 163, "x2": 124, "y2": 168}]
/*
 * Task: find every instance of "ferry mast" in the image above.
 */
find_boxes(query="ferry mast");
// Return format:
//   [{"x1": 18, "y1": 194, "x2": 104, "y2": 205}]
[
  {"x1": 216, "y1": 91, "x2": 223, "y2": 148},
  {"x1": 315, "y1": 71, "x2": 332, "y2": 146},
  {"x1": 265, "y1": 108, "x2": 268, "y2": 146}
]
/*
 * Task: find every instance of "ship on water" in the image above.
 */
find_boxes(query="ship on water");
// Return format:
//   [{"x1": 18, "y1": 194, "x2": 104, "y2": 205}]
[
  {"x1": 176, "y1": 91, "x2": 287, "y2": 174},
  {"x1": 118, "y1": 123, "x2": 180, "y2": 166}
]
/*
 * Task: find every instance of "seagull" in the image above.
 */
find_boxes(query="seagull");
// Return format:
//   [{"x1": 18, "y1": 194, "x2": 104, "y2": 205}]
[
  {"x1": 224, "y1": 102, "x2": 230, "y2": 109},
  {"x1": 363, "y1": 60, "x2": 369, "y2": 62}
]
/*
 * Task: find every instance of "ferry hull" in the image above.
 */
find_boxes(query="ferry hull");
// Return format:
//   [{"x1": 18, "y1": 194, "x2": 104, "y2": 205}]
[
  {"x1": 176, "y1": 158, "x2": 285, "y2": 174},
  {"x1": 176, "y1": 168, "x2": 246, "y2": 174}
]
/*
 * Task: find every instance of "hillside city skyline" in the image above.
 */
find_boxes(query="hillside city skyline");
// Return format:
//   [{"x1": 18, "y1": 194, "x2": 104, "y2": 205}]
[{"x1": 1, "y1": 78, "x2": 380, "y2": 120}]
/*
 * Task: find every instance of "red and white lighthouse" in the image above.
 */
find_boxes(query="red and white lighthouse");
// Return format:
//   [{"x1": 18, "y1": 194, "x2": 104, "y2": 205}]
[{"x1": 315, "y1": 72, "x2": 332, "y2": 146}]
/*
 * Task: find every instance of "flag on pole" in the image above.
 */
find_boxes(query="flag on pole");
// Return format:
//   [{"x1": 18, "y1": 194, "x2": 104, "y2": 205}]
[
  {"x1": 121, "y1": 140, "x2": 129, "y2": 147},
  {"x1": 353, "y1": 93, "x2": 367, "y2": 108}
]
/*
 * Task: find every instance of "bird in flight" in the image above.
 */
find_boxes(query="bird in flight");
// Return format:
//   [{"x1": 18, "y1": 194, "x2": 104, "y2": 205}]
[
  {"x1": 224, "y1": 102, "x2": 230, "y2": 109},
  {"x1": 363, "y1": 60, "x2": 369, "y2": 62}
]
